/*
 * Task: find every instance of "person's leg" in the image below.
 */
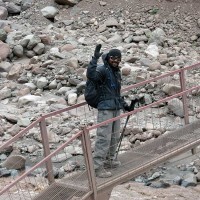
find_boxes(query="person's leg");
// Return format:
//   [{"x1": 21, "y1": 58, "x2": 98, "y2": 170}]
[
  {"x1": 105, "y1": 110, "x2": 121, "y2": 168},
  {"x1": 93, "y1": 110, "x2": 113, "y2": 176},
  {"x1": 108, "y1": 110, "x2": 121, "y2": 159}
]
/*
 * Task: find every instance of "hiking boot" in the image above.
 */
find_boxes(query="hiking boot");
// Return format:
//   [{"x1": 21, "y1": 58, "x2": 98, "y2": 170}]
[
  {"x1": 104, "y1": 160, "x2": 121, "y2": 168},
  {"x1": 95, "y1": 168, "x2": 112, "y2": 178}
]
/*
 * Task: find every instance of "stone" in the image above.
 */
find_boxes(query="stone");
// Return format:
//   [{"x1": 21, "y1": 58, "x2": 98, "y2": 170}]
[
  {"x1": 55, "y1": 0, "x2": 79, "y2": 6},
  {"x1": 162, "y1": 84, "x2": 181, "y2": 95},
  {"x1": 167, "y1": 98, "x2": 184, "y2": 117},
  {"x1": 7, "y1": 124, "x2": 21, "y2": 136},
  {"x1": 0, "y1": 41, "x2": 10, "y2": 60},
  {"x1": 7, "y1": 3, "x2": 21, "y2": 14},
  {"x1": 0, "y1": 87, "x2": 11, "y2": 100},
  {"x1": 7, "y1": 64, "x2": 22, "y2": 80},
  {"x1": 2, "y1": 155, "x2": 26, "y2": 170},
  {"x1": 0, "y1": 61, "x2": 11, "y2": 72},
  {"x1": 67, "y1": 93, "x2": 77, "y2": 105},
  {"x1": 0, "y1": 28, "x2": 7, "y2": 41},
  {"x1": 13, "y1": 45, "x2": 24, "y2": 57},
  {"x1": 121, "y1": 66, "x2": 131, "y2": 76},
  {"x1": 36, "y1": 77, "x2": 48, "y2": 89},
  {"x1": 0, "y1": 6, "x2": 8, "y2": 20},
  {"x1": 181, "y1": 174, "x2": 197, "y2": 187},
  {"x1": 104, "y1": 17, "x2": 119, "y2": 27},
  {"x1": 33, "y1": 43, "x2": 45, "y2": 55},
  {"x1": 41, "y1": 6, "x2": 58, "y2": 19}
]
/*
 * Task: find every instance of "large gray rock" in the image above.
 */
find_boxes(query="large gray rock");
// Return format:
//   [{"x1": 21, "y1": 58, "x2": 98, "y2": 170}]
[
  {"x1": 41, "y1": 6, "x2": 58, "y2": 19},
  {"x1": 0, "y1": 87, "x2": 11, "y2": 100},
  {"x1": 181, "y1": 174, "x2": 197, "y2": 187},
  {"x1": 13, "y1": 45, "x2": 24, "y2": 57},
  {"x1": 27, "y1": 35, "x2": 41, "y2": 50},
  {"x1": 0, "y1": 61, "x2": 11, "y2": 72},
  {"x1": 18, "y1": 94, "x2": 44, "y2": 107},
  {"x1": 36, "y1": 77, "x2": 48, "y2": 89},
  {"x1": 0, "y1": 41, "x2": 10, "y2": 60},
  {"x1": 148, "y1": 28, "x2": 166, "y2": 46},
  {"x1": 2, "y1": 155, "x2": 26, "y2": 170},
  {"x1": 21, "y1": 0, "x2": 33, "y2": 11},
  {"x1": 0, "y1": 6, "x2": 8, "y2": 20},
  {"x1": 167, "y1": 98, "x2": 184, "y2": 117},
  {"x1": 6, "y1": 2, "x2": 21, "y2": 14},
  {"x1": 33, "y1": 43, "x2": 45, "y2": 55},
  {"x1": 162, "y1": 84, "x2": 181, "y2": 96}
]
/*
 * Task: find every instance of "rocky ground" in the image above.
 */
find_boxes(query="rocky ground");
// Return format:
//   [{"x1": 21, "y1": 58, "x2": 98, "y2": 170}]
[
  {"x1": 0, "y1": 0, "x2": 200, "y2": 199},
  {"x1": 111, "y1": 150, "x2": 200, "y2": 200}
]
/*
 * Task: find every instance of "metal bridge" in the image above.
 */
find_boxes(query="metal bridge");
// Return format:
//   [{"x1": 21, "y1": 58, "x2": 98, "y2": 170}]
[{"x1": 0, "y1": 62, "x2": 200, "y2": 200}]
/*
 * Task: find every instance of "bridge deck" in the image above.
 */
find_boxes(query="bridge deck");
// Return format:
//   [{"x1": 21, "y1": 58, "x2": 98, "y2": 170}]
[{"x1": 33, "y1": 120, "x2": 200, "y2": 200}]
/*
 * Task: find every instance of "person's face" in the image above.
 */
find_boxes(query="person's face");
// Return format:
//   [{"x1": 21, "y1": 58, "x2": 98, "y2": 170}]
[{"x1": 108, "y1": 56, "x2": 121, "y2": 68}]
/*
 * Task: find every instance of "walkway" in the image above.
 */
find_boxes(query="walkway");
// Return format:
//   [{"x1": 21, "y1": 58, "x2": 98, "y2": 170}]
[{"x1": 33, "y1": 120, "x2": 200, "y2": 200}]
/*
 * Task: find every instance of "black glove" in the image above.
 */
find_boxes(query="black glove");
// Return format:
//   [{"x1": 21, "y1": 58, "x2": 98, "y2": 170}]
[
  {"x1": 123, "y1": 104, "x2": 131, "y2": 112},
  {"x1": 94, "y1": 44, "x2": 103, "y2": 59},
  {"x1": 129, "y1": 95, "x2": 145, "y2": 111},
  {"x1": 129, "y1": 99, "x2": 137, "y2": 111}
]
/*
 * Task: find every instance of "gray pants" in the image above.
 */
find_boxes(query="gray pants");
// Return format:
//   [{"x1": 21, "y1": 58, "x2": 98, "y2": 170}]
[{"x1": 93, "y1": 110, "x2": 121, "y2": 170}]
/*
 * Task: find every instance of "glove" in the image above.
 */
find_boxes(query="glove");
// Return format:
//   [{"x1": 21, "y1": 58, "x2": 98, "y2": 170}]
[
  {"x1": 129, "y1": 99, "x2": 137, "y2": 111},
  {"x1": 123, "y1": 104, "x2": 131, "y2": 112},
  {"x1": 129, "y1": 95, "x2": 145, "y2": 111},
  {"x1": 94, "y1": 44, "x2": 103, "y2": 59}
]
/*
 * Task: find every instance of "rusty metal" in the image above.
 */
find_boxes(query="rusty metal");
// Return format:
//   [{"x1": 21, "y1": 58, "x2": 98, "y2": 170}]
[
  {"x1": 179, "y1": 70, "x2": 189, "y2": 124},
  {"x1": 39, "y1": 119, "x2": 55, "y2": 184},
  {"x1": 0, "y1": 131, "x2": 83, "y2": 196},
  {"x1": 41, "y1": 102, "x2": 86, "y2": 119},
  {"x1": 96, "y1": 120, "x2": 200, "y2": 190},
  {"x1": 33, "y1": 182, "x2": 87, "y2": 200},
  {"x1": 121, "y1": 62, "x2": 200, "y2": 93},
  {"x1": 33, "y1": 120, "x2": 200, "y2": 200},
  {"x1": 0, "y1": 118, "x2": 41, "y2": 152},
  {"x1": 82, "y1": 127, "x2": 98, "y2": 199},
  {"x1": 87, "y1": 84, "x2": 200, "y2": 131}
]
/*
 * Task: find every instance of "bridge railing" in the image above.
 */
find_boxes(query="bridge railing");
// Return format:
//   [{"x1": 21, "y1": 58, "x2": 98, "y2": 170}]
[{"x1": 0, "y1": 62, "x2": 200, "y2": 199}]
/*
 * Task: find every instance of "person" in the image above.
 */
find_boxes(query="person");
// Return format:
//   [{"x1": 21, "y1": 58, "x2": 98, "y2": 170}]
[{"x1": 86, "y1": 44, "x2": 130, "y2": 178}]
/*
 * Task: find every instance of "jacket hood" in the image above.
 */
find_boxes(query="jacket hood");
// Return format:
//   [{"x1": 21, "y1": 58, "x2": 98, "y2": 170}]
[
  {"x1": 101, "y1": 52, "x2": 120, "y2": 71},
  {"x1": 101, "y1": 53, "x2": 109, "y2": 64}
]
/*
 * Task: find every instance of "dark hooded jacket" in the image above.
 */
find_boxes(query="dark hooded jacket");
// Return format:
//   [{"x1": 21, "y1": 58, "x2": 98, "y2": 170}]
[{"x1": 86, "y1": 53, "x2": 127, "y2": 110}]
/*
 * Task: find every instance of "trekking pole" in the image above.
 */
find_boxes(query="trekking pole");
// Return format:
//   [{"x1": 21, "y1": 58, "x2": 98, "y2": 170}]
[
  {"x1": 115, "y1": 114, "x2": 130, "y2": 159},
  {"x1": 115, "y1": 96, "x2": 145, "y2": 159}
]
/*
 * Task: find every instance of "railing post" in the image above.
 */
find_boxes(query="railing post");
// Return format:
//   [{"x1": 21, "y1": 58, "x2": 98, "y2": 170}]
[
  {"x1": 179, "y1": 69, "x2": 196, "y2": 154},
  {"x1": 39, "y1": 118, "x2": 55, "y2": 184},
  {"x1": 179, "y1": 69, "x2": 189, "y2": 124},
  {"x1": 81, "y1": 127, "x2": 97, "y2": 200}
]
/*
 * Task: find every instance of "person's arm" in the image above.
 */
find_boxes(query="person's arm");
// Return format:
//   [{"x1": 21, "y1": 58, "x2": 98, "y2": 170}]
[{"x1": 87, "y1": 44, "x2": 104, "y2": 82}]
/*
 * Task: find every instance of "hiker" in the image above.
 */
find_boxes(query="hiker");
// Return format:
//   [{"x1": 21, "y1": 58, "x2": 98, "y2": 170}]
[{"x1": 86, "y1": 44, "x2": 132, "y2": 178}]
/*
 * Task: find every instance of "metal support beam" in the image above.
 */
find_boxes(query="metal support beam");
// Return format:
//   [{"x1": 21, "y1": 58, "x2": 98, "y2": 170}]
[
  {"x1": 179, "y1": 69, "x2": 189, "y2": 124},
  {"x1": 179, "y1": 70, "x2": 196, "y2": 154},
  {"x1": 40, "y1": 119, "x2": 55, "y2": 184},
  {"x1": 81, "y1": 127, "x2": 98, "y2": 200}
]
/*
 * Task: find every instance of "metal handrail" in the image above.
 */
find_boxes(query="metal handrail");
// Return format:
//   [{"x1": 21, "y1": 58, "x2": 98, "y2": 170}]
[
  {"x1": 1, "y1": 62, "x2": 199, "y2": 151},
  {"x1": 87, "y1": 84, "x2": 200, "y2": 131},
  {"x1": 0, "y1": 130, "x2": 83, "y2": 195}
]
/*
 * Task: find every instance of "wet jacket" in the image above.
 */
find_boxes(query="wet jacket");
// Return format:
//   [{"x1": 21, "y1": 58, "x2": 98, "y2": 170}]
[{"x1": 86, "y1": 53, "x2": 127, "y2": 110}]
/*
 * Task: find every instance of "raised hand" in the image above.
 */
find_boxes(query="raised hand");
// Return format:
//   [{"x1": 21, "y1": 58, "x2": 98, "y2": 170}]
[{"x1": 94, "y1": 44, "x2": 103, "y2": 59}]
